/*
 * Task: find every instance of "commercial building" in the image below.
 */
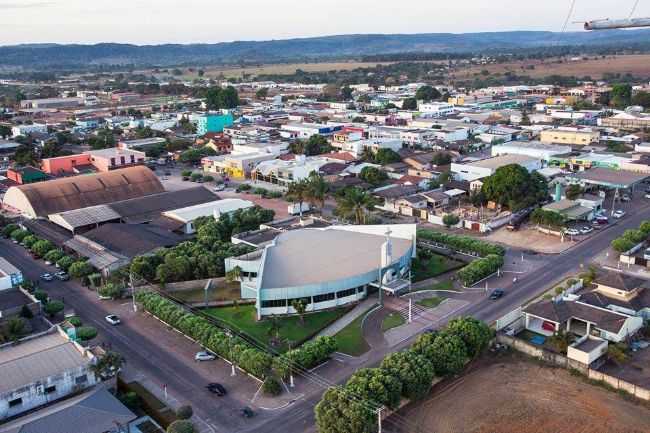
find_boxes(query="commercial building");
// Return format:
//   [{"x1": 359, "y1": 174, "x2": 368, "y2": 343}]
[
  {"x1": 540, "y1": 127, "x2": 600, "y2": 146},
  {"x1": 0, "y1": 329, "x2": 98, "y2": 421},
  {"x1": 196, "y1": 112, "x2": 234, "y2": 135},
  {"x1": 11, "y1": 124, "x2": 47, "y2": 138},
  {"x1": 19, "y1": 98, "x2": 83, "y2": 110},
  {"x1": 6, "y1": 166, "x2": 49, "y2": 185},
  {"x1": 161, "y1": 199, "x2": 254, "y2": 234},
  {"x1": 0, "y1": 257, "x2": 23, "y2": 291},
  {"x1": 451, "y1": 154, "x2": 542, "y2": 181},
  {"x1": 491, "y1": 141, "x2": 571, "y2": 162},
  {"x1": 599, "y1": 111, "x2": 650, "y2": 129},
  {"x1": 226, "y1": 224, "x2": 416, "y2": 319},
  {"x1": 252, "y1": 154, "x2": 332, "y2": 186},
  {"x1": 202, "y1": 142, "x2": 287, "y2": 179},
  {"x1": 418, "y1": 102, "x2": 455, "y2": 117},
  {"x1": 118, "y1": 137, "x2": 167, "y2": 151},
  {"x1": 3, "y1": 166, "x2": 164, "y2": 218},
  {"x1": 280, "y1": 122, "x2": 343, "y2": 139},
  {"x1": 41, "y1": 148, "x2": 146, "y2": 175}
]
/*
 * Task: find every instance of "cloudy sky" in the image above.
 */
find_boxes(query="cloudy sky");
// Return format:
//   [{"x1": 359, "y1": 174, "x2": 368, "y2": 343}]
[{"x1": 1, "y1": 0, "x2": 648, "y2": 45}]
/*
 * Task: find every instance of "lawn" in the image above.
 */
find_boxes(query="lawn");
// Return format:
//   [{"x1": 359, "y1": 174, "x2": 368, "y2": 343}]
[
  {"x1": 205, "y1": 305, "x2": 349, "y2": 352},
  {"x1": 382, "y1": 312, "x2": 405, "y2": 332},
  {"x1": 168, "y1": 282, "x2": 241, "y2": 304},
  {"x1": 412, "y1": 251, "x2": 460, "y2": 282},
  {"x1": 333, "y1": 308, "x2": 373, "y2": 357},
  {"x1": 416, "y1": 296, "x2": 443, "y2": 309}
]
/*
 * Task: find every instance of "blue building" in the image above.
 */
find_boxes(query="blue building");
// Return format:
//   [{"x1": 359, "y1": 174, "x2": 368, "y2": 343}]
[
  {"x1": 226, "y1": 224, "x2": 416, "y2": 319},
  {"x1": 196, "y1": 113, "x2": 234, "y2": 135}
]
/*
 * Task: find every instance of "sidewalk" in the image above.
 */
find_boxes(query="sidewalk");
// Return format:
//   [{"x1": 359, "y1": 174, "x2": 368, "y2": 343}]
[{"x1": 314, "y1": 296, "x2": 378, "y2": 338}]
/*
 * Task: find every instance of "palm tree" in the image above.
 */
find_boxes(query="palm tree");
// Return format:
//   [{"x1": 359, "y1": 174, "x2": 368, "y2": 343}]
[
  {"x1": 286, "y1": 179, "x2": 310, "y2": 219},
  {"x1": 306, "y1": 172, "x2": 329, "y2": 215},
  {"x1": 335, "y1": 187, "x2": 376, "y2": 225},
  {"x1": 225, "y1": 265, "x2": 242, "y2": 283},
  {"x1": 291, "y1": 299, "x2": 307, "y2": 325}
]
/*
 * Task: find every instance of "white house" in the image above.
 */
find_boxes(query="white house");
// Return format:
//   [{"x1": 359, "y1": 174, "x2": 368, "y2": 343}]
[
  {"x1": 162, "y1": 199, "x2": 255, "y2": 234},
  {"x1": 11, "y1": 124, "x2": 48, "y2": 138},
  {"x1": 418, "y1": 102, "x2": 455, "y2": 117},
  {"x1": 451, "y1": 154, "x2": 542, "y2": 181}
]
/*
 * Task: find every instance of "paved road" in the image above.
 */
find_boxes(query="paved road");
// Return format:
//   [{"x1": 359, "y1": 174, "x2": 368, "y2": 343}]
[{"x1": 247, "y1": 201, "x2": 650, "y2": 433}]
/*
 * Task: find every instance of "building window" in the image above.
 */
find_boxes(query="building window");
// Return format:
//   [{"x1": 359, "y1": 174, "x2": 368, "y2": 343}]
[
  {"x1": 130, "y1": 155, "x2": 135, "y2": 163},
  {"x1": 110, "y1": 157, "x2": 116, "y2": 166},
  {"x1": 45, "y1": 385, "x2": 56, "y2": 394},
  {"x1": 120, "y1": 156, "x2": 125, "y2": 165},
  {"x1": 8, "y1": 398, "x2": 22, "y2": 407},
  {"x1": 314, "y1": 293, "x2": 335, "y2": 303},
  {"x1": 75, "y1": 375, "x2": 88, "y2": 385},
  {"x1": 261, "y1": 299, "x2": 287, "y2": 308},
  {"x1": 337, "y1": 288, "x2": 357, "y2": 299}
]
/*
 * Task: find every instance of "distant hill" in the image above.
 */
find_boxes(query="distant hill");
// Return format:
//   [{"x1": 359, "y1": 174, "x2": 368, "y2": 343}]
[{"x1": 2, "y1": 30, "x2": 650, "y2": 69}]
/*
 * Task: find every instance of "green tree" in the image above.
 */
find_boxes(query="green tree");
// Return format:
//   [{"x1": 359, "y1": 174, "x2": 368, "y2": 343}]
[
  {"x1": 314, "y1": 387, "x2": 375, "y2": 433},
  {"x1": 22, "y1": 235, "x2": 38, "y2": 249},
  {"x1": 98, "y1": 283, "x2": 122, "y2": 299},
  {"x1": 305, "y1": 172, "x2": 329, "y2": 214},
  {"x1": 565, "y1": 184, "x2": 582, "y2": 200},
  {"x1": 167, "y1": 420, "x2": 196, "y2": 433},
  {"x1": 416, "y1": 330, "x2": 467, "y2": 376},
  {"x1": 76, "y1": 326, "x2": 98, "y2": 341},
  {"x1": 255, "y1": 88, "x2": 269, "y2": 99},
  {"x1": 610, "y1": 83, "x2": 632, "y2": 108},
  {"x1": 374, "y1": 148, "x2": 402, "y2": 165},
  {"x1": 432, "y1": 152, "x2": 452, "y2": 166},
  {"x1": 415, "y1": 85, "x2": 441, "y2": 102},
  {"x1": 632, "y1": 91, "x2": 650, "y2": 109},
  {"x1": 346, "y1": 368, "x2": 402, "y2": 410},
  {"x1": 446, "y1": 317, "x2": 493, "y2": 358},
  {"x1": 442, "y1": 214, "x2": 460, "y2": 228},
  {"x1": 303, "y1": 134, "x2": 331, "y2": 156},
  {"x1": 341, "y1": 86, "x2": 353, "y2": 100},
  {"x1": 11, "y1": 229, "x2": 29, "y2": 242},
  {"x1": 359, "y1": 166, "x2": 387, "y2": 186},
  {"x1": 91, "y1": 350, "x2": 124, "y2": 378},
  {"x1": 44, "y1": 249, "x2": 64, "y2": 264},
  {"x1": 176, "y1": 405, "x2": 194, "y2": 420},
  {"x1": 286, "y1": 179, "x2": 310, "y2": 218},
  {"x1": 31, "y1": 239, "x2": 54, "y2": 258},
  {"x1": 291, "y1": 299, "x2": 307, "y2": 325},
  {"x1": 481, "y1": 165, "x2": 547, "y2": 211},
  {"x1": 380, "y1": 351, "x2": 434, "y2": 400},
  {"x1": 44, "y1": 300, "x2": 64, "y2": 318},
  {"x1": 335, "y1": 187, "x2": 377, "y2": 225},
  {"x1": 402, "y1": 97, "x2": 418, "y2": 110},
  {"x1": 68, "y1": 261, "x2": 93, "y2": 279},
  {"x1": 7, "y1": 317, "x2": 26, "y2": 341},
  {"x1": 205, "y1": 86, "x2": 239, "y2": 110}
]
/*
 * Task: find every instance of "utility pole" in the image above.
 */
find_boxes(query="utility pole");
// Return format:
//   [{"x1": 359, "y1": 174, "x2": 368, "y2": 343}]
[
  {"x1": 377, "y1": 407, "x2": 383, "y2": 433},
  {"x1": 408, "y1": 298, "x2": 412, "y2": 323},
  {"x1": 129, "y1": 273, "x2": 137, "y2": 313}
]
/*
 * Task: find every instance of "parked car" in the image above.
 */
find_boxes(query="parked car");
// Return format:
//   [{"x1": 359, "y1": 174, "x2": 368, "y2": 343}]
[
  {"x1": 489, "y1": 289, "x2": 505, "y2": 300},
  {"x1": 645, "y1": 248, "x2": 650, "y2": 261},
  {"x1": 40, "y1": 273, "x2": 54, "y2": 282},
  {"x1": 580, "y1": 226, "x2": 593, "y2": 235},
  {"x1": 206, "y1": 383, "x2": 227, "y2": 396},
  {"x1": 613, "y1": 210, "x2": 626, "y2": 219},
  {"x1": 564, "y1": 228, "x2": 580, "y2": 236},
  {"x1": 213, "y1": 184, "x2": 226, "y2": 192},
  {"x1": 195, "y1": 351, "x2": 216, "y2": 362},
  {"x1": 105, "y1": 314, "x2": 121, "y2": 325},
  {"x1": 240, "y1": 407, "x2": 255, "y2": 418},
  {"x1": 645, "y1": 193, "x2": 650, "y2": 199},
  {"x1": 55, "y1": 271, "x2": 70, "y2": 281},
  {"x1": 621, "y1": 194, "x2": 631, "y2": 202}
]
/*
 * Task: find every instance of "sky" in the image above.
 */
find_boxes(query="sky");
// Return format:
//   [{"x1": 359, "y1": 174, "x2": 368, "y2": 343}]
[{"x1": 1, "y1": 0, "x2": 648, "y2": 46}]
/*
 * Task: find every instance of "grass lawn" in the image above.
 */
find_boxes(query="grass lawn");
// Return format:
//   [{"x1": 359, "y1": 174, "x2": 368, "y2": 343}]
[
  {"x1": 205, "y1": 305, "x2": 349, "y2": 352},
  {"x1": 169, "y1": 283, "x2": 241, "y2": 304},
  {"x1": 412, "y1": 252, "x2": 459, "y2": 282},
  {"x1": 381, "y1": 312, "x2": 405, "y2": 332},
  {"x1": 416, "y1": 296, "x2": 443, "y2": 309},
  {"x1": 333, "y1": 308, "x2": 373, "y2": 357},
  {"x1": 413, "y1": 279, "x2": 455, "y2": 293}
]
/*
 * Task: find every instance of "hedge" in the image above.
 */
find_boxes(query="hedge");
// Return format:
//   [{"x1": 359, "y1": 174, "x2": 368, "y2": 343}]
[
  {"x1": 456, "y1": 254, "x2": 504, "y2": 286},
  {"x1": 136, "y1": 292, "x2": 338, "y2": 380},
  {"x1": 417, "y1": 229, "x2": 505, "y2": 257}
]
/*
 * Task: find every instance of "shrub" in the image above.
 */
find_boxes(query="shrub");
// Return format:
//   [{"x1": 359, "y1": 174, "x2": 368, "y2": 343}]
[
  {"x1": 76, "y1": 326, "x2": 98, "y2": 341},
  {"x1": 119, "y1": 391, "x2": 141, "y2": 411},
  {"x1": 44, "y1": 300, "x2": 64, "y2": 317},
  {"x1": 22, "y1": 234, "x2": 38, "y2": 248},
  {"x1": 10, "y1": 229, "x2": 29, "y2": 242},
  {"x1": 31, "y1": 239, "x2": 55, "y2": 258},
  {"x1": 417, "y1": 229, "x2": 505, "y2": 256},
  {"x1": 236, "y1": 183, "x2": 252, "y2": 192},
  {"x1": 33, "y1": 289, "x2": 48, "y2": 303},
  {"x1": 44, "y1": 249, "x2": 64, "y2": 263},
  {"x1": 181, "y1": 170, "x2": 192, "y2": 177},
  {"x1": 202, "y1": 175, "x2": 214, "y2": 182},
  {"x1": 167, "y1": 420, "x2": 195, "y2": 433},
  {"x1": 69, "y1": 261, "x2": 93, "y2": 279},
  {"x1": 273, "y1": 336, "x2": 338, "y2": 379},
  {"x1": 20, "y1": 305, "x2": 34, "y2": 319},
  {"x1": 68, "y1": 316, "x2": 82, "y2": 327},
  {"x1": 457, "y1": 254, "x2": 504, "y2": 286},
  {"x1": 98, "y1": 283, "x2": 122, "y2": 299},
  {"x1": 56, "y1": 256, "x2": 75, "y2": 271},
  {"x1": 176, "y1": 405, "x2": 194, "y2": 420},
  {"x1": 262, "y1": 377, "x2": 282, "y2": 396},
  {"x1": 3, "y1": 223, "x2": 18, "y2": 237}
]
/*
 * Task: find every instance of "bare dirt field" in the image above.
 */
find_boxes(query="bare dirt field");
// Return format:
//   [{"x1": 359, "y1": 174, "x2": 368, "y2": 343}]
[
  {"x1": 455, "y1": 54, "x2": 650, "y2": 79},
  {"x1": 393, "y1": 354, "x2": 650, "y2": 433},
  {"x1": 486, "y1": 225, "x2": 576, "y2": 254}
]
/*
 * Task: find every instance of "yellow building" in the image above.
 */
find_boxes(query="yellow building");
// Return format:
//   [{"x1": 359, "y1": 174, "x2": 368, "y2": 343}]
[{"x1": 540, "y1": 127, "x2": 600, "y2": 146}]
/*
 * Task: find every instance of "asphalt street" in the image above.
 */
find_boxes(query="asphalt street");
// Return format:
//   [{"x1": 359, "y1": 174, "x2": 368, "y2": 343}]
[{"x1": 3, "y1": 198, "x2": 650, "y2": 433}]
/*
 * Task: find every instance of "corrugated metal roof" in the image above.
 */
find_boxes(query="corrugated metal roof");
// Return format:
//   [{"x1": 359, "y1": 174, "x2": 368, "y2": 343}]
[
  {"x1": 48, "y1": 205, "x2": 122, "y2": 230},
  {"x1": 0, "y1": 332, "x2": 90, "y2": 394}
]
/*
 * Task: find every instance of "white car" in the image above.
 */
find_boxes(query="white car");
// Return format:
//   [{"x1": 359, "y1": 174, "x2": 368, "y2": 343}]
[
  {"x1": 195, "y1": 351, "x2": 216, "y2": 362},
  {"x1": 613, "y1": 210, "x2": 626, "y2": 219},
  {"x1": 213, "y1": 184, "x2": 226, "y2": 192},
  {"x1": 564, "y1": 228, "x2": 580, "y2": 236},
  {"x1": 646, "y1": 193, "x2": 650, "y2": 199},
  {"x1": 580, "y1": 226, "x2": 593, "y2": 235},
  {"x1": 644, "y1": 248, "x2": 650, "y2": 261},
  {"x1": 105, "y1": 314, "x2": 121, "y2": 326}
]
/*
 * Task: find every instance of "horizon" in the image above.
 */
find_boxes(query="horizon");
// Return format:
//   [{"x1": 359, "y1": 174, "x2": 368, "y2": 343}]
[{"x1": 1, "y1": 0, "x2": 648, "y2": 46}]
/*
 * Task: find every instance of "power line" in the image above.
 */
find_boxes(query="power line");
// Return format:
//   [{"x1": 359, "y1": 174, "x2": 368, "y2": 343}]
[{"x1": 628, "y1": 0, "x2": 641, "y2": 19}]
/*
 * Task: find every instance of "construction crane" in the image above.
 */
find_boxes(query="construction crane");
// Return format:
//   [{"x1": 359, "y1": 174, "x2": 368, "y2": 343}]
[{"x1": 584, "y1": 17, "x2": 650, "y2": 30}]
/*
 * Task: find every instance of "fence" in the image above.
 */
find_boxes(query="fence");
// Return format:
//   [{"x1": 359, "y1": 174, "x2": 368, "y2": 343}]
[{"x1": 497, "y1": 334, "x2": 650, "y2": 401}]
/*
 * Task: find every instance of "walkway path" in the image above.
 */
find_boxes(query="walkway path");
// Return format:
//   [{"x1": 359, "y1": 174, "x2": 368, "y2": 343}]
[{"x1": 314, "y1": 295, "x2": 378, "y2": 338}]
